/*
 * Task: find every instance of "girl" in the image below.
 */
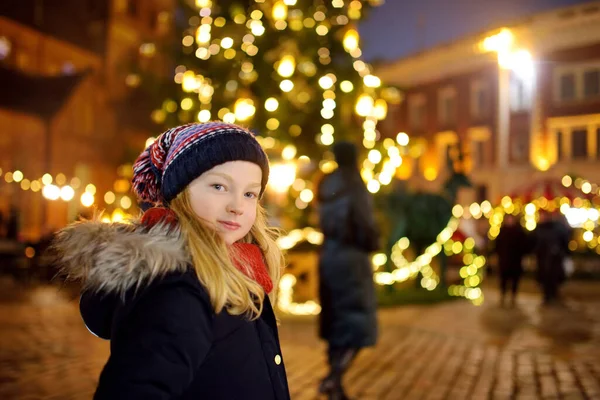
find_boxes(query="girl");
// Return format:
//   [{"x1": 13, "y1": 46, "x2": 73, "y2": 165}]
[{"x1": 53, "y1": 122, "x2": 290, "y2": 399}]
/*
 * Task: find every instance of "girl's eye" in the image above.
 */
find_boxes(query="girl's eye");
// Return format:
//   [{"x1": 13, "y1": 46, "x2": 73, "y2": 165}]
[
  {"x1": 245, "y1": 192, "x2": 258, "y2": 199},
  {"x1": 211, "y1": 184, "x2": 225, "y2": 191}
]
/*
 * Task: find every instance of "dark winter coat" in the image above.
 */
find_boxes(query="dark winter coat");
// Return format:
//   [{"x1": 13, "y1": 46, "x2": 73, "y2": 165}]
[
  {"x1": 533, "y1": 220, "x2": 570, "y2": 285},
  {"x1": 53, "y1": 221, "x2": 290, "y2": 400},
  {"x1": 316, "y1": 168, "x2": 379, "y2": 349},
  {"x1": 494, "y1": 223, "x2": 529, "y2": 276}
]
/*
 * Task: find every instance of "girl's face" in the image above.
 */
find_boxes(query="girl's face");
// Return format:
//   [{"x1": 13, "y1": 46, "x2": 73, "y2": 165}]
[{"x1": 187, "y1": 161, "x2": 262, "y2": 245}]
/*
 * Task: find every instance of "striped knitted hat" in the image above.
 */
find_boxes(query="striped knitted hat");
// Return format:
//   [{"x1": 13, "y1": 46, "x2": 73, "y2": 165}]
[{"x1": 132, "y1": 122, "x2": 269, "y2": 206}]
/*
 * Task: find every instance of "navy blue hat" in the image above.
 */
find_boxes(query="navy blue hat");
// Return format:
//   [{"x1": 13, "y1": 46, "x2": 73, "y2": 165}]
[{"x1": 132, "y1": 122, "x2": 269, "y2": 206}]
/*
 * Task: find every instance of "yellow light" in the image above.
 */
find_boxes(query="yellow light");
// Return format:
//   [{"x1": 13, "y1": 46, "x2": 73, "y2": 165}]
[
  {"x1": 181, "y1": 98, "x2": 193, "y2": 110},
  {"x1": 272, "y1": 1, "x2": 288, "y2": 20},
  {"x1": 59, "y1": 185, "x2": 75, "y2": 201},
  {"x1": 480, "y1": 201, "x2": 492, "y2": 214},
  {"x1": 223, "y1": 49, "x2": 236, "y2": 59},
  {"x1": 266, "y1": 118, "x2": 280, "y2": 130},
  {"x1": 12, "y1": 170, "x2": 23, "y2": 182},
  {"x1": 223, "y1": 112, "x2": 236, "y2": 123},
  {"x1": 265, "y1": 97, "x2": 279, "y2": 112},
  {"x1": 368, "y1": 149, "x2": 382, "y2": 164},
  {"x1": 340, "y1": 80, "x2": 354, "y2": 93},
  {"x1": 452, "y1": 204, "x2": 464, "y2": 218},
  {"x1": 583, "y1": 230, "x2": 594, "y2": 242},
  {"x1": 269, "y1": 163, "x2": 296, "y2": 193},
  {"x1": 367, "y1": 180, "x2": 380, "y2": 193},
  {"x1": 524, "y1": 203, "x2": 536, "y2": 215},
  {"x1": 42, "y1": 184, "x2": 60, "y2": 200},
  {"x1": 355, "y1": 94, "x2": 374, "y2": 117},
  {"x1": 277, "y1": 55, "x2": 296, "y2": 78},
  {"x1": 112, "y1": 209, "x2": 125, "y2": 223},
  {"x1": 30, "y1": 181, "x2": 41, "y2": 192},
  {"x1": 282, "y1": 145, "x2": 297, "y2": 160},
  {"x1": 396, "y1": 132, "x2": 409, "y2": 146},
  {"x1": 299, "y1": 189, "x2": 314, "y2": 203},
  {"x1": 221, "y1": 37, "x2": 234, "y2": 49},
  {"x1": 55, "y1": 173, "x2": 67, "y2": 185},
  {"x1": 104, "y1": 191, "x2": 116, "y2": 204},
  {"x1": 534, "y1": 156, "x2": 550, "y2": 172},
  {"x1": 42, "y1": 173, "x2": 53, "y2": 185},
  {"x1": 182, "y1": 71, "x2": 199, "y2": 92},
  {"x1": 525, "y1": 220, "x2": 536, "y2": 231},
  {"x1": 85, "y1": 184, "x2": 96, "y2": 195},
  {"x1": 318, "y1": 75, "x2": 334, "y2": 89},
  {"x1": 469, "y1": 203, "x2": 481, "y2": 217},
  {"x1": 81, "y1": 192, "x2": 94, "y2": 207},
  {"x1": 20, "y1": 179, "x2": 30, "y2": 190},
  {"x1": 452, "y1": 242, "x2": 463, "y2": 254},
  {"x1": 562, "y1": 175, "x2": 572, "y2": 187},
  {"x1": 320, "y1": 160, "x2": 337, "y2": 173},
  {"x1": 234, "y1": 98, "x2": 256, "y2": 121},
  {"x1": 372, "y1": 253, "x2": 387, "y2": 269},
  {"x1": 582, "y1": 182, "x2": 592, "y2": 194},
  {"x1": 198, "y1": 109, "x2": 211, "y2": 122},
  {"x1": 120, "y1": 196, "x2": 132, "y2": 210},
  {"x1": 373, "y1": 99, "x2": 387, "y2": 120},
  {"x1": 4, "y1": 172, "x2": 13, "y2": 183},
  {"x1": 320, "y1": 133, "x2": 334, "y2": 145},
  {"x1": 424, "y1": 167, "x2": 438, "y2": 181},
  {"x1": 280, "y1": 80, "x2": 294, "y2": 92},
  {"x1": 363, "y1": 75, "x2": 381, "y2": 88},
  {"x1": 343, "y1": 29, "x2": 359, "y2": 52},
  {"x1": 321, "y1": 124, "x2": 334, "y2": 135},
  {"x1": 195, "y1": 26, "x2": 211, "y2": 44},
  {"x1": 480, "y1": 28, "x2": 513, "y2": 53}
]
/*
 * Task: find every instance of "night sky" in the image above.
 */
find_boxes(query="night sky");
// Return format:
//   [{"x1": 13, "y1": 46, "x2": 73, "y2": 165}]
[{"x1": 358, "y1": 0, "x2": 596, "y2": 62}]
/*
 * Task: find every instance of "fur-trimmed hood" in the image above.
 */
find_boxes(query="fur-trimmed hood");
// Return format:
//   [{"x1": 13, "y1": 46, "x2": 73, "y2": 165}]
[
  {"x1": 52, "y1": 218, "x2": 195, "y2": 340},
  {"x1": 52, "y1": 219, "x2": 190, "y2": 295}
]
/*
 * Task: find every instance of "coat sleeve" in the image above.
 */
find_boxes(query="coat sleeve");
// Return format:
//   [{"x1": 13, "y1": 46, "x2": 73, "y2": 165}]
[{"x1": 94, "y1": 284, "x2": 213, "y2": 400}]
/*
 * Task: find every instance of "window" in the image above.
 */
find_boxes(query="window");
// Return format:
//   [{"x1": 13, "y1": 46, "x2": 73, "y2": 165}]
[
  {"x1": 510, "y1": 72, "x2": 532, "y2": 111},
  {"x1": 560, "y1": 73, "x2": 576, "y2": 101},
  {"x1": 597, "y1": 128, "x2": 600, "y2": 160},
  {"x1": 554, "y1": 63, "x2": 600, "y2": 102},
  {"x1": 471, "y1": 80, "x2": 489, "y2": 119},
  {"x1": 438, "y1": 87, "x2": 457, "y2": 127},
  {"x1": 511, "y1": 133, "x2": 528, "y2": 163},
  {"x1": 472, "y1": 141, "x2": 485, "y2": 168},
  {"x1": 571, "y1": 129, "x2": 588, "y2": 159},
  {"x1": 557, "y1": 131, "x2": 564, "y2": 161},
  {"x1": 584, "y1": 70, "x2": 600, "y2": 98},
  {"x1": 408, "y1": 94, "x2": 426, "y2": 131}
]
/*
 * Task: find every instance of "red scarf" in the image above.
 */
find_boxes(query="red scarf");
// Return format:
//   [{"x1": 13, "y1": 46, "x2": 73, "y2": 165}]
[
  {"x1": 230, "y1": 243, "x2": 273, "y2": 294},
  {"x1": 142, "y1": 208, "x2": 273, "y2": 293}
]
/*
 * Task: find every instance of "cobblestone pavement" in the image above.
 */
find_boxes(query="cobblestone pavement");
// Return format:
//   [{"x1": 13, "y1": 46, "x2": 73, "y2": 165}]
[{"x1": 0, "y1": 276, "x2": 599, "y2": 400}]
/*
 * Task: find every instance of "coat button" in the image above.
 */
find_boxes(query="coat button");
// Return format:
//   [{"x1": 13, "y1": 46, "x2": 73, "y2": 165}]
[{"x1": 274, "y1": 354, "x2": 282, "y2": 365}]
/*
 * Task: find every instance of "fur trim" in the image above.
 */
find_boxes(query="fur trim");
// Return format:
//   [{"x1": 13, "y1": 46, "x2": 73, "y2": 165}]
[{"x1": 52, "y1": 219, "x2": 190, "y2": 295}]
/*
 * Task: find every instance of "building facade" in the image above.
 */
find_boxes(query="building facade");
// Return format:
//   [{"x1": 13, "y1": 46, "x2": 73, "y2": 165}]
[
  {"x1": 376, "y1": 1, "x2": 600, "y2": 205},
  {"x1": 0, "y1": 0, "x2": 172, "y2": 240}
]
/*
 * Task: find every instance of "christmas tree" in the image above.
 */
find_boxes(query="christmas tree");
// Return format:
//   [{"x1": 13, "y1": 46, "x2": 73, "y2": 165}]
[{"x1": 152, "y1": 0, "x2": 402, "y2": 228}]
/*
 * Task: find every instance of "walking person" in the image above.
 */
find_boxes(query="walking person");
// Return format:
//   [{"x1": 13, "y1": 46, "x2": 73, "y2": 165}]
[
  {"x1": 53, "y1": 122, "x2": 290, "y2": 399},
  {"x1": 494, "y1": 214, "x2": 528, "y2": 307},
  {"x1": 533, "y1": 211, "x2": 570, "y2": 306},
  {"x1": 316, "y1": 141, "x2": 379, "y2": 400}
]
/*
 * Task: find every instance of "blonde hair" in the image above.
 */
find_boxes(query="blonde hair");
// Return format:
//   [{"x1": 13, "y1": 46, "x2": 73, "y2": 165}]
[{"x1": 169, "y1": 190, "x2": 283, "y2": 319}]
